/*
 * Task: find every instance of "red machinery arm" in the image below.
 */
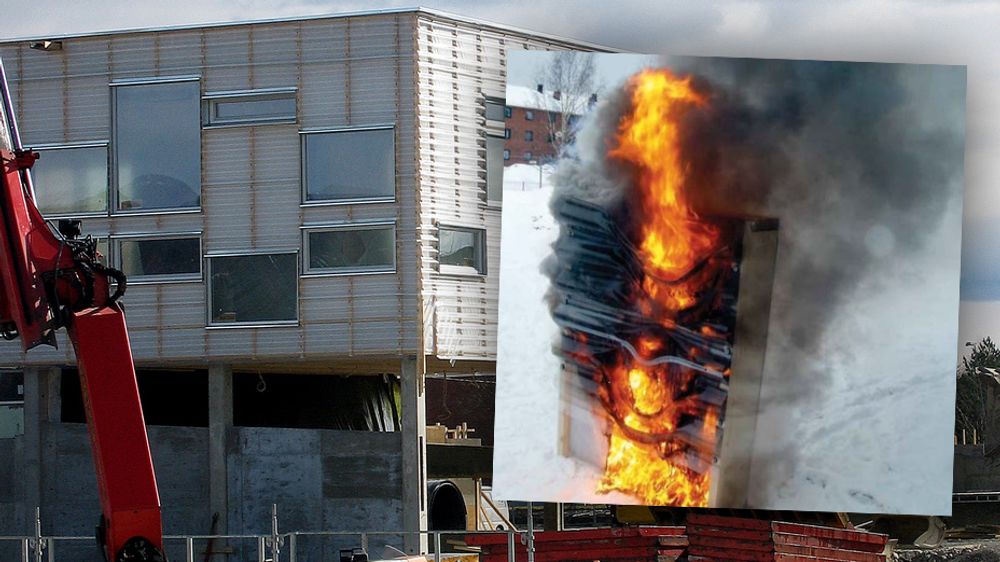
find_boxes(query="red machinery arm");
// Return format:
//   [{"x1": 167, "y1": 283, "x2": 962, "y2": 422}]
[{"x1": 0, "y1": 58, "x2": 166, "y2": 562}]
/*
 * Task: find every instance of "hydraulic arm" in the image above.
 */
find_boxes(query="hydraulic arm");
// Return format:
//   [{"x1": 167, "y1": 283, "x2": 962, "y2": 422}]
[{"x1": 0, "y1": 58, "x2": 166, "y2": 562}]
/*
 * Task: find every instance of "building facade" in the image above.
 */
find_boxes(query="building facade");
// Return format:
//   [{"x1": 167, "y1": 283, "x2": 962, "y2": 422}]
[{"x1": 0, "y1": 9, "x2": 604, "y2": 561}]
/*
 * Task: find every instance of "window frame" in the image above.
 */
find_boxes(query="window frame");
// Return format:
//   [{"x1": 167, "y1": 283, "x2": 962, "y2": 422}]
[
  {"x1": 202, "y1": 87, "x2": 298, "y2": 128},
  {"x1": 503, "y1": 106, "x2": 512, "y2": 118},
  {"x1": 29, "y1": 141, "x2": 110, "y2": 218},
  {"x1": 205, "y1": 249, "x2": 300, "y2": 329},
  {"x1": 525, "y1": 110, "x2": 535, "y2": 121},
  {"x1": 503, "y1": 149, "x2": 510, "y2": 161},
  {"x1": 299, "y1": 124, "x2": 396, "y2": 206},
  {"x1": 301, "y1": 220, "x2": 397, "y2": 277},
  {"x1": 525, "y1": 130, "x2": 534, "y2": 142},
  {"x1": 110, "y1": 75, "x2": 202, "y2": 217},
  {"x1": 437, "y1": 224, "x2": 487, "y2": 277},
  {"x1": 113, "y1": 232, "x2": 204, "y2": 285}
]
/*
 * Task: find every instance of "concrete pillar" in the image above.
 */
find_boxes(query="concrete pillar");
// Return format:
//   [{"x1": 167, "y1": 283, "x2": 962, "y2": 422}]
[
  {"x1": 400, "y1": 356, "x2": 427, "y2": 554},
  {"x1": 208, "y1": 364, "x2": 233, "y2": 535},
  {"x1": 19, "y1": 366, "x2": 49, "y2": 533}
]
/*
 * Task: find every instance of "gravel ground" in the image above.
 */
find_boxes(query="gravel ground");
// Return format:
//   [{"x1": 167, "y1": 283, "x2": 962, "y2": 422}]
[{"x1": 895, "y1": 541, "x2": 1000, "y2": 561}]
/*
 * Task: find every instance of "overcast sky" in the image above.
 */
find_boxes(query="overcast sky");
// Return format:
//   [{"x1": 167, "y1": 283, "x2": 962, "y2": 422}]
[{"x1": 4, "y1": 0, "x2": 999, "y2": 348}]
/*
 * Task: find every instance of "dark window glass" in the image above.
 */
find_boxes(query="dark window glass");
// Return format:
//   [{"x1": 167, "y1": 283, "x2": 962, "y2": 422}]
[
  {"x1": 503, "y1": 106, "x2": 512, "y2": 118},
  {"x1": 525, "y1": 110, "x2": 534, "y2": 121},
  {"x1": 439, "y1": 227, "x2": 485, "y2": 274},
  {"x1": 525, "y1": 130, "x2": 534, "y2": 142},
  {"x1": 210, "y1": 253, "x2": 297, "y2": 324},
  {"x1": 307, "y1": 226, "x2": 395, "y2": 273},
  {"x1": 114, "y1": 80, "x2": 201, "y2": 211},
  {"x1": 503, "y1": 149, "x2": 510, "y2": 161},
  {"x1": 548, "y1": 112, "x2": 558, "y2": 124},
  {"x1": 32, "y1": 146, "x2": 108, "y2": 215},
  {"x1": 524, "y1": 152, "x2": 533, "y2": 161},
  {"x1": 303, "y1": 128, "x2": 395, "y2": 202},
  {"x1": 485, "y1": 99, "x2": 506, "y2": 121},
  {"x1": 487, "y1": 135, "x2": 504, "y2": 203},
  {"x1": 119, "y1": 237, "x2": 200, "y2": 279},
  {"x1": 504, "y1": 128, "x2": 511, "y2": 139},
  {"x1": 206, "y1": 92, "x2": 296, "y2": 126}
]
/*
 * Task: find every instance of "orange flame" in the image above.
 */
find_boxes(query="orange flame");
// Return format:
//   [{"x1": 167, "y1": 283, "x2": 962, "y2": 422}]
[{"x1": 596, "y1": 68, "x2": 723, "y2": 507}]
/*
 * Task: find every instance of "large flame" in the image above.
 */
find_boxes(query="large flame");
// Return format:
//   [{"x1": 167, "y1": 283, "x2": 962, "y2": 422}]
[{"x1": 596, "y1": 68, "x2": 723, "y2": 506}]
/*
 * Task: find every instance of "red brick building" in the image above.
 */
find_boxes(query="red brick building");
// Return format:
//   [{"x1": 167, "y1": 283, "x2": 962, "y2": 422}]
[{"x1": 500, "y1": 84, "x2": 592, "y2": 164}]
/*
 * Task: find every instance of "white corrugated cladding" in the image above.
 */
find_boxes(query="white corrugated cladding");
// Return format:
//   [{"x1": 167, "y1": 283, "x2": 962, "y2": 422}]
[
  {"x1": 414, "y1": 15, "x2": 601, "y2": 360},
  {"x1": 0, "y1": 12, "x2": 421, "y2": 367}
]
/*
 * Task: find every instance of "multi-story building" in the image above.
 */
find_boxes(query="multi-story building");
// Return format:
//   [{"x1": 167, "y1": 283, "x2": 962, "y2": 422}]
[
  {"x1": 0, "y1": 8, "x2": 605, "y2": 561},
  {"x1": 500, "y1": 83, "x2": 597, "y2": 164}
]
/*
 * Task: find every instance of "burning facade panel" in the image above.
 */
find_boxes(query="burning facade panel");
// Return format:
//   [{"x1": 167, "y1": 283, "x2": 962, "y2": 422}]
[{"x1": 495, "y1": 52, "x2": 965, "y2": 515}]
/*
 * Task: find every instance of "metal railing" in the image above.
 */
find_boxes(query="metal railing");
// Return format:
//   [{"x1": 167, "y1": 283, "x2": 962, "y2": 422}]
[{"x1": 0, "y1": 505, "x2": 537, "y2": 562}]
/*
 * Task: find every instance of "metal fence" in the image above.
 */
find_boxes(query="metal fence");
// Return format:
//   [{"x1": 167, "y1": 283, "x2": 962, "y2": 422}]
[{"x1": 0, "y1": 506, "x2": 537, "y2": 562}]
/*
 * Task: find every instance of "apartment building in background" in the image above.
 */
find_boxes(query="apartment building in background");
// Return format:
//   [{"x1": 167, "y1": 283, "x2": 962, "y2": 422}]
[{"x1": 0, "y1": 9, "x2": 605, "y2": 561}]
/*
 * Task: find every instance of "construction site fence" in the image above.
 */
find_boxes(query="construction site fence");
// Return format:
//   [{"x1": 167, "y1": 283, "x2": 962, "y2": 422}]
[{"x1": 0, "y1": 529, "x2": 528, "y2": 562}]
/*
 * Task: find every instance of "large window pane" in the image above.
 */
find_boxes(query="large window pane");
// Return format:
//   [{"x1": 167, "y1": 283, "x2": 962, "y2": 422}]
[
  {"x1": 439, "y1": 226, "x2": 486, "y2": 275},
  {"x1": 307, "y1": 226, "x2": 395, "y2": 274},
  {"x1": 487, "y1": 135, "x2": 504, "y2": 203},
  {"x1": 31, "y1": 145, "x2": 108, "y2": 215},
  {"x1": 119, "y1": 237, "x2": 201, "y2": 280},
  {"x1": 303, "y1": 128, "x2": 394, "y2": 202},
  {"x1": 210, "y1": 253, "x2": 297, "y2": 325},
  {"x1": 115, "y1": 80, "x2": 201, "y2": 211},
  {"x1": 205, "y1": 90, "x2": 296, "y2": 126}
]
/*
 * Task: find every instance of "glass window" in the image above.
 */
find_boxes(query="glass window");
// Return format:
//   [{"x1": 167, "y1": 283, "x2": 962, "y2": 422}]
[
  {"x1": 525, "y1": 110, "x2": 534, "y2": 121},
  {"x1": 31, "y1": 145, "x2": 108, "y2": 215},
  {"x1": 209, "y1": 253, "x2": 297, "y2": 325},
  {"x1": 486, "y1": 135, "x2": 504, "y2": 203},
  {"x1": 306, "y1": 225, "x2": 395, "y2": 274},
  {"x1": 118, "y1": 236, "x2": 201, "y2": 281},
  {"x1": 204, "y1": 90, "x2": 296, "y2": 127},
  {"x1": 503, "y1": 106, "x2": 512, "y2": 118},
  {"x1": 503, "y1": 149, "x2": 510, "y2": 161},
  {"x1": 114, "y1": 80, "x2": 201, "y2": 212},
  {"x1": 504, "y1": 128, "x2": 511, "y2": 139},
  {"x1": 0, "y1": 371, "x2": 24, "y2": 439},
  {"x1": 485, "y1": 98, "x2": 506, "y2": 122},
  {"x1": 525, "y1": 130, "x2": 534, "y2": 142},
  {"x1": 524, "y1": 152, "x2": 533, "y2": 161},
  {"x1": 548, "y1": 112, "x2": 558, "y2": 124},
  {"x1": 439, "y1": 226, "x2": 486, "y2": 275},
  {"x1": 302, "y1": 128, "x2": 395, "y2": 203}
]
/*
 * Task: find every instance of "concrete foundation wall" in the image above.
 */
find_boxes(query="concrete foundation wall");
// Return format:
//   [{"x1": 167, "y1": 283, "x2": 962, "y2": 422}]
[{"x1": 0, "y1": 424, "x2": 403, "y2": 562}]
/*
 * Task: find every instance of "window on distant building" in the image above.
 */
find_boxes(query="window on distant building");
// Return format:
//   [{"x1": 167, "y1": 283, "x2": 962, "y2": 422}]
[
  {"x1": 485, "y1": 98, "x2": 506, "y2": 122},
  {"x1": 117, "y1": 235, "x2": 202, "y2": 282},
  {"x1": 524, "y1": 151, "x2": 533, "y2": 161},
  {"x1": 438, "y1": 226, "x2": 486, "y2": 275},
  {"x1": 486, "y1": 135, "x2": 504, "y2": 203},
  {"x1": 503, "y1": 149, "x2": 510, "y2": 161},
  {"x1": 548, "y1": 112, "x2": 558, "y2": 124},
  {"x1": 113, "y1": 78, "x2": 201, "y2": 212},
  {"x1": 504, "y1": 128, "x2": 511, "y2": 139},
  {"x1": 302, "y1": 126, "x2": 395, "y2": 203},
  {"x1": 503, "y1": 106, "x2": 512, "y2": 118},
  {"x1": 524, "y1": 130, "x2": 534, "y2": 142},
  {"x1": 525, "y1": 110, "x2": 534, "y2": 121},
  {"x1": 547, "y1": 133, "x2": 555, "y2": 144},
  {"x1": 209, "y1": 252, "x2": 298, "y2": 326},
  {"x1": 203, "y1": 88, "x2": 297, "y2": 127},
  {"x1": 305, "y1": 223, "x2": 396, "y2": 275},
  {"x1": 0, "y1": 371, "x2": 24, "y2": 439},
  {"x1": 31, "y1": 144, "x2": 108, "y2": 216}
]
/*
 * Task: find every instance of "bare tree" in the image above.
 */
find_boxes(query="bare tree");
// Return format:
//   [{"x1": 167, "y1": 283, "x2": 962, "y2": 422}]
[{"x1": 533, "y1": 52, "x2": 599, "y2": 159}]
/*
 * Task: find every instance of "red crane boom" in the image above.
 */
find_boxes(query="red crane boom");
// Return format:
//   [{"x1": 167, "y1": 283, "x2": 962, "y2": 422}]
[{"x1": 0, "y1": 57, "x2": 166, "y2": 562}]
